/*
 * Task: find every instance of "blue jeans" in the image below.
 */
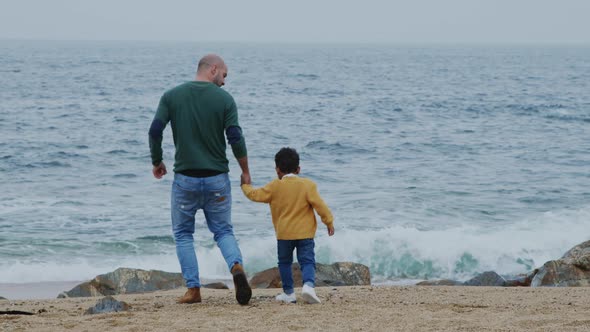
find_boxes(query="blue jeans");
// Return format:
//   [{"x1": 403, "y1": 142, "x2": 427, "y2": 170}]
[
  {"x1": 171, "y1": 172, "x2": 243, "y2": 288},
  {"x1": 277, "y1": 239, "x2": 316, "y2": 294}
]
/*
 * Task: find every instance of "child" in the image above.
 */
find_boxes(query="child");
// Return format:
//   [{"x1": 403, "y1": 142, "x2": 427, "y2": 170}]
[{"x1": 241, "y1": 147, "x2": 334, "y2": 304}]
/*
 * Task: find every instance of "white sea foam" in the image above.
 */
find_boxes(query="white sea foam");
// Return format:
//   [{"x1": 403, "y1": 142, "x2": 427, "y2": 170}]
[
  {"x1": 319, "y1": 206, "x2": 590, "y2": 281},
  {"x1": 2, "y1": 206, "x2": 588, "y2": 284}
]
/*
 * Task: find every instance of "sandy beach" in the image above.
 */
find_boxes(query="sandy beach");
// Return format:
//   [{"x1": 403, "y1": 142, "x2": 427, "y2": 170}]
[{"x1": 2, "y1": 285, "x2": 590, "y2": 331}]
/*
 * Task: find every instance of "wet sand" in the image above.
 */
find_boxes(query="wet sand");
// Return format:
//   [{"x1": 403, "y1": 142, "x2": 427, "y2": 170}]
[{"x1": 2, "y1": 286, "x2": 590, "y2": 331}]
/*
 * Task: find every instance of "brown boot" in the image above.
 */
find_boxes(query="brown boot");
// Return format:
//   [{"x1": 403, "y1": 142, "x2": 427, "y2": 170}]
[
  {"x1": 231, "y1": 263, "x2": 252, "y2": 305},
  {"x1": 177, "y1": 287, "x2": 201, "y2": 304}
]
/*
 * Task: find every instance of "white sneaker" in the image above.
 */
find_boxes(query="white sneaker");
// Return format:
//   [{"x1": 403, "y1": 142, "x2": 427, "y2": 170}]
[
  {"x1": 301, "y1": 284, "x2": 321, "y2": 304},
  {"x1": 275, "y1": 292, "x2": 297, "y2": 304}
]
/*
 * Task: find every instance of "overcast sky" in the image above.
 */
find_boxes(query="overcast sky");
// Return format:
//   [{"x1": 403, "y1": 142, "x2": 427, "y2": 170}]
[{"x1": 1, "y1": 0, "x2": 589, "y2": 44}]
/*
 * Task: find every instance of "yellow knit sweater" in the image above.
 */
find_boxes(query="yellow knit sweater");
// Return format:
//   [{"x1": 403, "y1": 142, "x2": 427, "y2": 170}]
[{"x1": 241, "y1": 176, "x2": 334, "y2": 240}]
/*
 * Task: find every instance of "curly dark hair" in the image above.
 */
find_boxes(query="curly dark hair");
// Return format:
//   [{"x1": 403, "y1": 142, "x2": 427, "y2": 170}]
[{"x1": 274, "y1": 147, "x2": 299, "y2": 174}]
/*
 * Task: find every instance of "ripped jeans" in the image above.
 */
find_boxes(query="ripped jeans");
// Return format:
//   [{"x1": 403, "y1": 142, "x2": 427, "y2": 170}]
[{"x1": 171, "y1": 172, "x2": 243, "y2": 288}]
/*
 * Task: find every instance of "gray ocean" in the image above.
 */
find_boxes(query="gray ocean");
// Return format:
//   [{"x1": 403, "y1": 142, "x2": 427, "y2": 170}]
[{"x1": 1, "y1": 41, "x2": 589, "y2": 287}]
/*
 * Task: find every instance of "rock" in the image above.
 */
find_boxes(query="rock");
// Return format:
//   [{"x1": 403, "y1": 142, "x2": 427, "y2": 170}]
[
  {"x1": 416, "y1": 279, "x2": 462, "y2": 286},
  {"x1": 321, "y1": 262, "x2": 371, "y2": 286},
  {"x1": 59, "y1": 268, "x2": 185, "y2": 298},
  {"x1": 531, "y1": 261, "x2": 590, "y2": 287},
  {"x1": 250, "y1": 268, "x2": 283, "y2": 289},
  {"x1": 202, "y1": 282, "x2": 229, "y2": 290},
  {"x1": 562, "y1": 240, "x2": 590, "y2": 270},
  {"x1": 463, "y1": 271, "x2": 506, "y2": 286},
  {"x1": 503, "y1": 270, "x2": 538, "y2": 287},
  {"x1": 531, "y1": 240, "x2": 590, "y2": 287},
  {"x1": 249, "y1": 262, "x2": 370, "y2": 289},
  {"x1": 85, "y1": 296, "x2": 130, "y2": 315}
]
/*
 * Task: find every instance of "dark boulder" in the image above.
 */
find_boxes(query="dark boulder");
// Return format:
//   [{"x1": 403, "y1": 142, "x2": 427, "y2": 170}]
[
  {"x1": 85, "y1": 296, "x2": 130, "y2": 315},
  {"x1": 463, "y1": 271, "x2": 506, "y2": 286},
  {"x1": 250, "y1": 267, "x2": 283, "y2": 289},
  {"x1": 503, "y1": 269, "x2": 538, "y2": 287},
  {"x1": 59, "y1": 268, "x2": 184, "y2": 298}
]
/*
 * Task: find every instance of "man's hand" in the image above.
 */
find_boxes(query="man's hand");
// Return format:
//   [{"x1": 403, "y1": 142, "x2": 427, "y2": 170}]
[
  {"x1": 237, "y1": 156, "x2": 251, "y2": 186},
  {"x1": 327, "y1": 225, "x2": 335, "y2": 236},
  {"x1": 152, "y1": 162, "x2": 167, "y2": 179},
  {"x1": 240, "y1": 172, "x2": 251, "y2": 185}
]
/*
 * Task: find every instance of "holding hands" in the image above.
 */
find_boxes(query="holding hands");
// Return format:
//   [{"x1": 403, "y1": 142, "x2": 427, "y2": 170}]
[{"x1": 240, "y1": 172, "x2": 251, "y2": 185}]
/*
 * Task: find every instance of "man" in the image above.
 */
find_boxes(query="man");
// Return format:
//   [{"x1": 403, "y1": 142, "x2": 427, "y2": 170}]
[{"x1": 149, "y1": 54, "x2": 252, "y2": 305}]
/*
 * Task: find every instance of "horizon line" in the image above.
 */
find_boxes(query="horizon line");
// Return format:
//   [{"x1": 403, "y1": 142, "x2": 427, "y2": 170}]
[{"x1": 1, "y1": 38, "x2": 590, "y2": 46}]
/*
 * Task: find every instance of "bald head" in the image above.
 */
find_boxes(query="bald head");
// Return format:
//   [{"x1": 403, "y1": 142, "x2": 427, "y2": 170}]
[
  {"x1": 196, "y1": 54, "x2": 228, "y2": 87},
  {"x1": 197, "y1": 54, "x2": 225, "y2": 73}
]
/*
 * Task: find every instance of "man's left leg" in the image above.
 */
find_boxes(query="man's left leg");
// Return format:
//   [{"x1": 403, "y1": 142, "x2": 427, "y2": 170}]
[
  {"x1": 203, "y1": 173, "x2": 251, "y2": 305},
  {"x1": 171, "y1": 174, "x2": 202, "y2": 304}
]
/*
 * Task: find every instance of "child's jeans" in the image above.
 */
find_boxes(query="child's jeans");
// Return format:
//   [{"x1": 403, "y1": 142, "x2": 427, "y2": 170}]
[{"x1": 277, "y1": 238, "x2": 315, "y2": 295}]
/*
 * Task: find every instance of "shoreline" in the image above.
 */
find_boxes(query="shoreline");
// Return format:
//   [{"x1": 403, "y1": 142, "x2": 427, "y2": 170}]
[
  {"x1": 0, "y1": 276, "x2": 526, "y2": 301},
  {"x1": 0, "y1": 281, "x2": 83, "y2": 300},
  {"x1": 0, "y1": 279, "x2": 422, "y2": 301},
  {"x1": 2, "y1": 286, "x2": 590, "y2": 331},
  {"x1": 0, "y1": 278, "x2": 234, "y2": 301}
]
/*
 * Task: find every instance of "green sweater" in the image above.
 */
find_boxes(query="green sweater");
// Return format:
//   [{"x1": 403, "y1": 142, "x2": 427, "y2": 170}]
[{"x1": 149, "y1": 81, "x2": 247, "y2": 173}]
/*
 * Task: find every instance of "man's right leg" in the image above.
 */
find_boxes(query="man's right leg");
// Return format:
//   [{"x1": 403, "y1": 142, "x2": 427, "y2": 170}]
[{"x1": 171, "y1": 175, "x2": 201, "y2": 303}]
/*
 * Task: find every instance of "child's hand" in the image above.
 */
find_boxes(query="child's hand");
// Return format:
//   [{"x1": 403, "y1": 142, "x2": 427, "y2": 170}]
[{"x1": 327, "y1": 225, "x2": 335, "y2": 236}]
